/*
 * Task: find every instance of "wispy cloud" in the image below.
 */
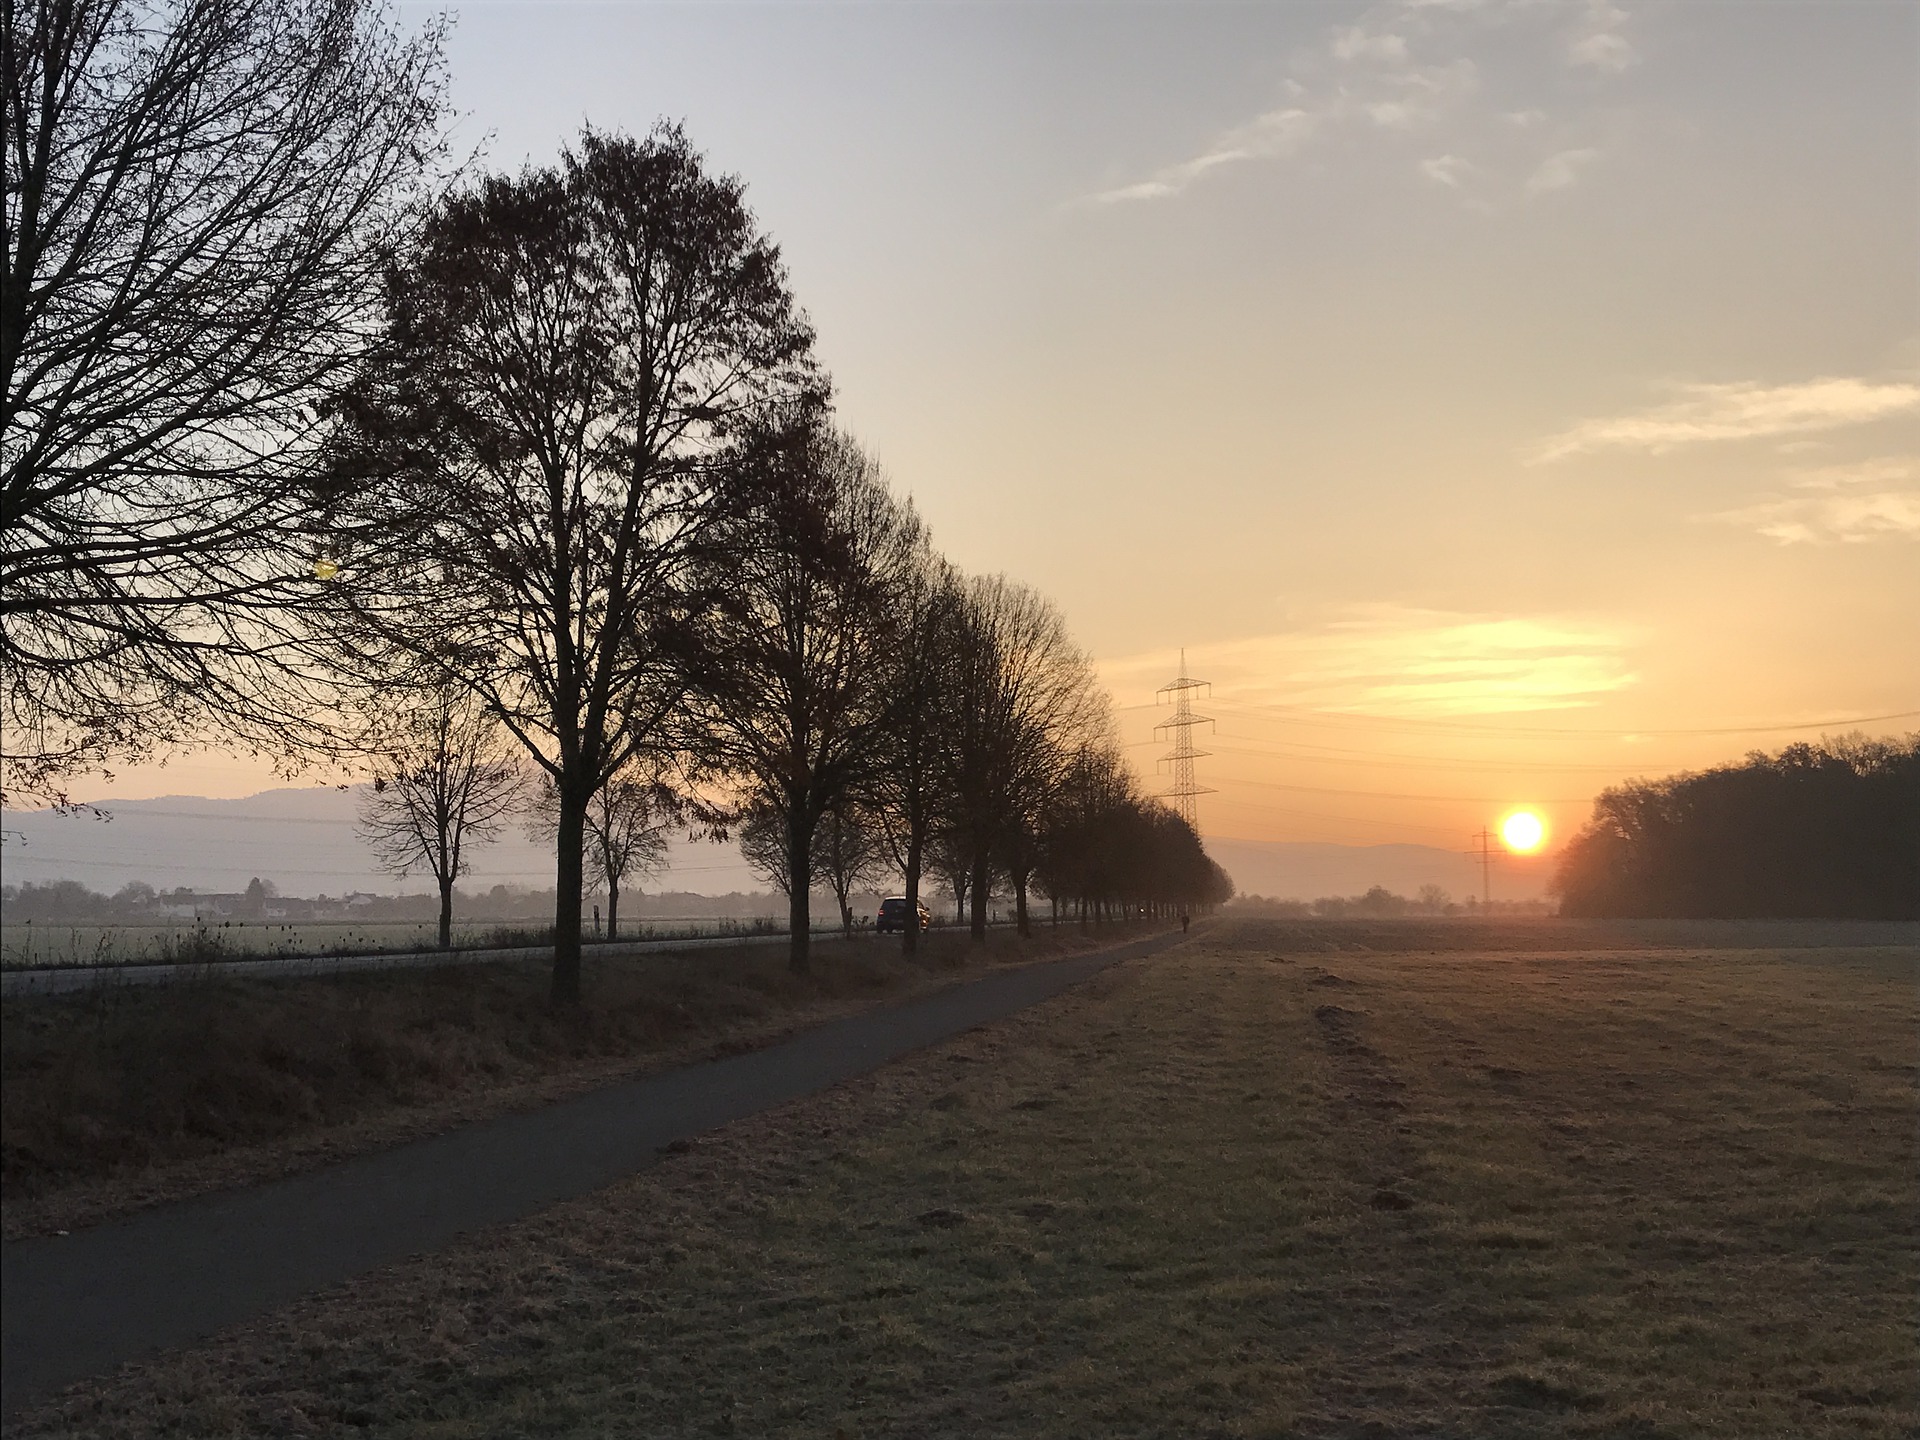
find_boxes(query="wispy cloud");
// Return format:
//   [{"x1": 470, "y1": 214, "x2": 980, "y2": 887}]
[
  {"x1": 1333, "y1": 26, "x2": 1410, "y2": 63},
  {"x1": 1080, "y1": 0, "x2": 1637, "y2": 209},
  {"x1": 1787, "y1": 457, "x2": 1915, "y2": 490},
  {"x1": 1709, "y1": 492, "x2": 1920, "y2": 546},
  {"x1": 1705, "y1": 456, "x2": 1920, "y2": 544},
  {"x1": 1568, "y1": 1, "x2": 1636, "y2": 71},
  {"x1": 1101, "y1": 608, "x2": 1637, "y2": 716},
  {"x1": 1526, "y1": 146, "x2": 1599, "y2": 193},
  {"x1": 1532, "y1": 378, "x2": 1920, "y2": 462},
  {"x1": 1421, "y1": 153, "x2": 1474, "y2": 187},
  {"x1": 1089, "y1": 109, "x2": 1323, "y2": 205}
]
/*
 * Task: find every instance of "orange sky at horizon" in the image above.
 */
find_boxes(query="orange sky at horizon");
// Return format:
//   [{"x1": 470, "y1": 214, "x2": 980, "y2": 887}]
[{"x1": 26, "y1": 2, "x2": 1920, "y2": 859}]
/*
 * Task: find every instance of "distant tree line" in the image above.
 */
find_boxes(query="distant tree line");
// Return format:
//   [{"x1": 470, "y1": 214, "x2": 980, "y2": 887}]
[
  {"x1": 0, "y1": 878, "x2": 842, "y2": 926},
  {"x1": 1230, "y1": 889, "x2": 1552, "y2": 918},
  {"x1": 2, "y1": 0, "x2": 1229, "y2": 1001},
  {"x1": 1551, "y1": 735, "x2": 1920, "y2": 920},
  {"x1": 1233, "y1": 885, "x2": 1455, "y2": 918}
]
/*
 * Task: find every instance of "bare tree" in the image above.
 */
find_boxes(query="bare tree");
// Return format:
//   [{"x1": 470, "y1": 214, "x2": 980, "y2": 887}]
[
  {"x1": 585, "y1": 771, "x2": 670, "y2": 939},
  {"x1": 945, "y1": 574, "x2": 1106, "y2": 938},
  {"x1": 530, "y1": 765, "x2": 672, "y2": 939},
  {"x1": 1, "y1": 0, "x2": 448, "y2": 803},
  {"x1": 1037, "y1": 743, "x2": 1231, "y2": 925},
  {"x1": 738, "y1": 794, "x2": 887, "y2": 939},
  {"x1": 869, "y1": 552, "x2": 963, "y2": 954},
  {"x1": 327, "y1": 125, "x2": 818, "y2": 1004},
  {"x1": 926, "y1": 829, "x2": 977, "y2": 927},
  {"x1": 736, "y1": 797, "x2": 795, "y2": 899},
  {"x1": 357, "y1": 688, "x2": 522, "y2": 948},
  {"x1": 688, "y1": 416, "x2": 919, "y2": 973},
  {"x1": 815, "y1": 800, "x2": 889, "y2": 937}
]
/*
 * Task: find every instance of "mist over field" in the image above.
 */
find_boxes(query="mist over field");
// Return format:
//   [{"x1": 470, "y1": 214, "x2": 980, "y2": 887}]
[
  {"x1": 3, "y1": 791, "x2": 1556, "y2": 905},
  {"x1": 0, "y1": 788, "x2": 757, "y2": 898}
]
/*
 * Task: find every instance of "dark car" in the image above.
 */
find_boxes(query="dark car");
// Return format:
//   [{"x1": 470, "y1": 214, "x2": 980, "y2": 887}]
[{"x1": 875, "y1": 896, "x2": 933, "y2": 933}]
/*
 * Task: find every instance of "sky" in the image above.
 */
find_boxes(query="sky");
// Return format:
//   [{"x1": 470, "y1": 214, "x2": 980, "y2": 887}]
[{"x1": 63, "y1": 0, "x2": 1920, "y2": 869}]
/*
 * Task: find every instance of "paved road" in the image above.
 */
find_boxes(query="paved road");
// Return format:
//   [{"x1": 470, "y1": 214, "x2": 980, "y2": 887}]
[{"x1": 0, "y1": 927, "x2": 1191, "y2": 1418}]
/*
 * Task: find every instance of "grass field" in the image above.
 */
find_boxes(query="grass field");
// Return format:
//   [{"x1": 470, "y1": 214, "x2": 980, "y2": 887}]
[
  {"x1": 8, "y1": 919, "x2": 1916, "y2": 1438},
  {"x1": 0, "y1": 917, "x2": 788, "y2": 969},
  {"x1": 1, "y1": 920, "x2": 473, "y2": 968}
]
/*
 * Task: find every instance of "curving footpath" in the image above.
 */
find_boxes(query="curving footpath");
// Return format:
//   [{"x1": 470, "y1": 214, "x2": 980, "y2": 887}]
[{"x1": 1, "y1": 926, "x2": 1194, "y2": 1419}]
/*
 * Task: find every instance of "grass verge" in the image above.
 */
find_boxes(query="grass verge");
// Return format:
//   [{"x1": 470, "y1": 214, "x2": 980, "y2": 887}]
[
  {"x1": 2, "y1": 924, "x2": 1147, "y2": 1239},
  {"x1": 8, "y1": 919, "x2": 1914, "y2": 1437}
]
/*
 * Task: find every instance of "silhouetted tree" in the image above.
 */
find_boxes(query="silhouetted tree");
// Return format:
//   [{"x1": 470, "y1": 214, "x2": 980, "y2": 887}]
[
  {"x1": 358, "y1": 688, "x2": 523, "y2": 947},
  {"x1": 869, "y1": 554, "x2": 964, "y2": 953},
  {"x1": 1553, "y1": 734, "x2": 1920, "y2": 919},
  {"x1": 738, "y1": 791, "x2": 880, "y2": 931},
  {"x1": 944, "y1": 575, "x2": 1105, "y2": 938},
  {"x1": 815, "y1": 801, "x2": 890, "y2": 936},
  {"x1": 583, "y1": 771, "x2": 671, "y2": 939},
  {"x1": 327, "y1": 125, "x2": 818, "y2": 1002},
  {"x1": 926, "y1": 830, "x2": 974, "y2": 926},
  {"x1": 528, "y1": 763, "x2": 673, "y2": 939},
  {"x1": 2, "y1": 0, "x2": 448, "y2": 803},
  {"x1": 1037, "y1": 742, "x2": 1232, "y2": 924},
  {"x1": 688, "y1": 416, "x2": 919, "y2": 973},
  {"x1": 242, "y1": 876, "x2": 275, "y2": 917}
]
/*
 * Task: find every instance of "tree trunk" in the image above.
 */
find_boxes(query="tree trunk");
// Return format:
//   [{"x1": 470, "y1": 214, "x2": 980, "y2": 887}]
[
  {"x1": 1014, "y1": 877, "x2": 1030, "y2": 937},
  {"x1": 437, "y1": 874, "x2": 453, "y2": 950},
  {"x1": 551, "y1": 788, "x2": 587, "y2": 1005},
  {"x1": 838, "y1": 889, "x2": 854, "y2": 938},
  {"x1": 607, "y1": 875, "x2": 619, "y2": 940},
  {"x1": 902, "y1": 833, "x2": 923, "y2": 956},
  {"x1": 969, "y1": 853, "x2": 988, "y2": 941},
  {"x1": 787, "y1": 811, "x2": 812, "y2": 974}
]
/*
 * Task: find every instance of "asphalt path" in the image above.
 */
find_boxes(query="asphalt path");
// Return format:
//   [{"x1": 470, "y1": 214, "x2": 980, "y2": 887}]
[{"x1": 1, "y1": 926, "x2": 1192, "y2": 1419}]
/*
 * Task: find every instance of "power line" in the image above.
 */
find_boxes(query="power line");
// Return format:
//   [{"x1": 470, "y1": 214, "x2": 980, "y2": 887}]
[
  {"x1": 1204, "y1": 798, "x2": 1467, "y2": 837},
  {"x1": 1125, "y1": 729, "x2": 1704, "y2": 774},
  {"x1": 1179, "y1": 699, "x2": 1920, "y2": 738},
  {"x1": 1212, "y1": 773, "x2": 1593, "y2": 804}
]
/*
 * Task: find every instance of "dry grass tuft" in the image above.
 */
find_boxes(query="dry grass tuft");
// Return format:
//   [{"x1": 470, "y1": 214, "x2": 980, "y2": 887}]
[{"x1": 8, "y1": 920, "x2": 1916, "y2": 1438}]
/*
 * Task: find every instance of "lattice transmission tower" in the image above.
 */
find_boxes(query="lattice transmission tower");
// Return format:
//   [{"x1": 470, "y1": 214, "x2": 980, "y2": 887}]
[{"x1": 1155, "y1": 649, "x2": 1215, "y2": 832}]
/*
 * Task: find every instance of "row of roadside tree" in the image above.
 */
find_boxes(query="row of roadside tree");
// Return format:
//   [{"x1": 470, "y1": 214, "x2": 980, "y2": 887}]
[{"x1": 2, "y1": 1, "x2": 1229, "y2": 1002}]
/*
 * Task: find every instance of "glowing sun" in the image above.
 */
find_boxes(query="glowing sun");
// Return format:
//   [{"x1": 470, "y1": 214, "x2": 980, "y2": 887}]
[{"x1": 1500, "y1": 810, "x2": 1546, "y2": 853}]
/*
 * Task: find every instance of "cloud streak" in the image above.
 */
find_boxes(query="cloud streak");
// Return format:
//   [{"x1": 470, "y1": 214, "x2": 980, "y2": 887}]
[
  {"x1": 1706, "y1": 456, "x2": 1920, "y2": 544},
  {"x1": 1081, "y1": 0, "x2": 1635, "y2": 209},
  {"x1": 1101, "y1": 608, "x2": 1637, "y2": 717},
  {"x1": 1532, "y1": 378, "x2": 1920, "y2": 462},
  {"x1": 1088, "y1": 108, "x2": 1322, "y2": 205}
]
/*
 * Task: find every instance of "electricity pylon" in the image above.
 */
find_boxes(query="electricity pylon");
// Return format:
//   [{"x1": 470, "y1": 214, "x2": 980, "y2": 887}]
[
  {"x1": 1155, "y1": 649, "x2": 1215, "y2": 832},
  {"x1": 1468, "y1": 827, "x2": 1496, "y2": 906}
]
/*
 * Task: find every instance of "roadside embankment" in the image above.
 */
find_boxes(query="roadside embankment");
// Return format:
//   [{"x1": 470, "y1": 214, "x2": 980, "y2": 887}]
[{"x1": 1, "y1": 923, "x2": 1152, "y2": 1240}]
